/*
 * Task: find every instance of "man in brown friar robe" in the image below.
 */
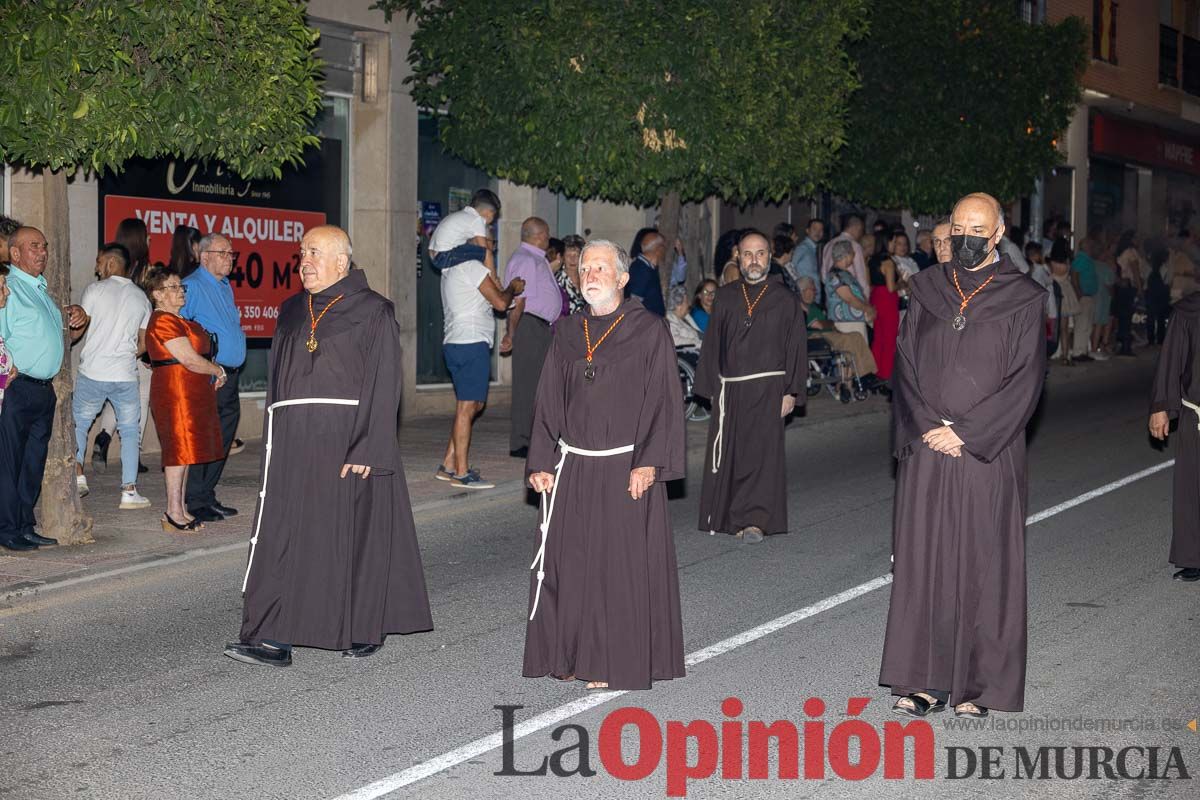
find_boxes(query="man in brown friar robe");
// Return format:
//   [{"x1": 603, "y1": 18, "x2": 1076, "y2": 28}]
[
  {"x1": 523, "y1": 239, "x2": 686, "y2": 691},
  {"x1": 1149, "y1": 290, "x2": 1200, "y2": 582},
  {"x1": 880, "y1": 194, "x2": 1046, "y2": 718},
  {"x1": 694, "y1": 229, "x2": 808, "y2": 543},
  {"x1": 225, "y1": 225, "x2": 432, "y2": 667}
]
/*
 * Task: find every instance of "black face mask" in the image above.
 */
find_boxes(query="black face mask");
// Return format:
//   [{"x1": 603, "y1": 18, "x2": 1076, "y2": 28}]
[{"x1": 949, "y1": 227, "x2": 998, "y2": 269}]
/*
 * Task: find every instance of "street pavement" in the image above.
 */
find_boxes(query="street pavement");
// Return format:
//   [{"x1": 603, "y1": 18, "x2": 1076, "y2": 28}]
[{"x1": 1, "y1": 353, "x2": 1197, "y2": 799}]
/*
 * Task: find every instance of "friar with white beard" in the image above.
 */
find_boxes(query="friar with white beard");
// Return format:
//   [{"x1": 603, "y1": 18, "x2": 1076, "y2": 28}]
[
  {"x1": 522, "y1": 239, "x2": 686, "y2": 691},
  {"x1": 694, "y1": 229, "x2": 809, "y2": 543}
]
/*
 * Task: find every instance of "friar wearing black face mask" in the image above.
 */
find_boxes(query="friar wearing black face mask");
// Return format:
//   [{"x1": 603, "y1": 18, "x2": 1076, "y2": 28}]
[{"x1": 879, "y1": 192, "x2": 1047, "y2": 720}]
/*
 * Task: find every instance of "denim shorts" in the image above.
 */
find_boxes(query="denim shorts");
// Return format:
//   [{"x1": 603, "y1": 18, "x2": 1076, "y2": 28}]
[
  {"x1": 432, "y1": 244, "x2": 488, "y2": 273},
  {"x1": 443, "y1": 342, "x2": 491, "y2": 402}
]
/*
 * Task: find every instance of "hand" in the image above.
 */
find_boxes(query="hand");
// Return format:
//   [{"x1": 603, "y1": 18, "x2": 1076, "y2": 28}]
[
  {"x1": 340, "y1": 464, "x2": 372, "y2": 479},
  {"x1": 865, "y1": 307, "x2": 878, "y2": 323},
  {"x1": 214, "y1": 370, "x2": 227, "y2": 389},
  {"x1": 508, "y1": 277, "x2": 526, "y2": 295},
  {"x1": 628, "y1": 466, "x2": 656, "y2": 500},
  {"x1": 781, "y1": 394, "x2": 796, "y2": 418},
  {"x1": 529, "y1": 471, "x2": 555, "y2": 493},
  {"x1": 1149, "y1": 411, "x2": 1170, "y2": 440},
  {"x1": 499, "y1": 334, "x2": 513, "y2": 355},
  {"x1": 922, "y1": 425, "x2": 964, "y2": 456},
  {"x1": 65, "y1": 304, "x2": 88, "y2": 329}
]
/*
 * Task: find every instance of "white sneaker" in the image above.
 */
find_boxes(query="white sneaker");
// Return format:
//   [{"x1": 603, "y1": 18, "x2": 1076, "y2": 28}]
[
  {"x1": 119, "y1": 489, "x2": 151, "y2": 510},
  {"x1": 1091, "y1": 350, "x2": 1110, "y2": 361},
  {"x1": 76, "y1": 475, "x2": 89, "y2": 498}
]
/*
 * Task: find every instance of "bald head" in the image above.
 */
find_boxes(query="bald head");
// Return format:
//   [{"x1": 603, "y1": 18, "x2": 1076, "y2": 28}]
[
  {"x1": 520, "y1": 217, "x2": 550, "y2": 249},
  {"x1": 949, "y1": 193, "x2": 1004, "y2": 269},
  {"x1": 300, "y1": 224, "x2": 353, "y2": 293},
  {"x1": 8, "y1": 227, "x2": 49, "y2": 277}
]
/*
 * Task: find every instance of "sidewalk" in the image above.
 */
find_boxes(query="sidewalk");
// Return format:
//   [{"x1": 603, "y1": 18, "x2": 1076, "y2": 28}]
[{"x1": 2, "y1": 350, "x2": 1142, "y2": 601}]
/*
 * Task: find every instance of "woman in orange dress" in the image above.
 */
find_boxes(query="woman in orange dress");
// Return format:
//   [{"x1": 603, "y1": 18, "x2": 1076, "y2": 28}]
[{"x1": 143, "y1": 266, "x2": 226, "y2": 532}]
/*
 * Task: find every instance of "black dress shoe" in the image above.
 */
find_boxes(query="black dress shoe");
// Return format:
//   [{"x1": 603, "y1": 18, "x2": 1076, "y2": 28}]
[
  {"x1": 93, "y1": 431, "x2": 111, "y2": 472},
  {"x1": 342, "y1": 642, "x2": 384, "y2": 659},
  {"x1": 138, "y1": 460, "x2": 149, "y2": 474},
  {"x1": 188, "y1": 506, "x2": 225, "y2": 522},
  {"x1": 0, "y1": 536, "x2": 37, "y2": 552},
  {"x1": 22, "y1": 531, "x2": 58, "y2": 546},
  {"x1": 211, "y1": 501, "x2": 238, "y2": 517},
  {"x1": 223, "y1": 642, "x2": 292, "y2": 667},
  {"x1": 1172, "y1": 567, "x2": 1200, "y2": 582},
  {"x1": 509, "y1": 447, "x2": 529, "y2": 459}
]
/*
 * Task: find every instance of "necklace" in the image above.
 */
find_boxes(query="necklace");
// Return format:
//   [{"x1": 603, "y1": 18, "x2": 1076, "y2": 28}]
[
  {"x1": 582, "y1": 313, "x2": 626, "y2": 381},
  {"x1": 741, "y1": 280, "x2": 769, "y2": 328},
  {"x1": 306, "y1": 292, "x2": 345, "y2": 352},
  {"x1": 950, "y1": 269, "x2": 995, "y2": 331}
]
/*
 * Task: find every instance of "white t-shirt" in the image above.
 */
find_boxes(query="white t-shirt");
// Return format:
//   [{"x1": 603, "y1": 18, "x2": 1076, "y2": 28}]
[
  {"x1": 441, "y1": 260, "x2": 496, "y2": 346},
  {"x1": 78, "y1": 275, "x2": 152, "y2": 382},
  {"x1": 429, "y1": 206, "x2": 487, "y2": 254}
]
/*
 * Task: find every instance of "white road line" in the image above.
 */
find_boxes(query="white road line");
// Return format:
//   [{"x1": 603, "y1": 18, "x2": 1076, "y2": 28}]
[{"x1": 330, "y1": 460, "x2": 1175, "y2": 800}]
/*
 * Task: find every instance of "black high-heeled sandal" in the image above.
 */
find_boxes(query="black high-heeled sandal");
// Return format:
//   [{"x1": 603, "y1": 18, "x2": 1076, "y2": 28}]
[{"x1": 161, "y1": 514, "x2": 203, "y2": 532}]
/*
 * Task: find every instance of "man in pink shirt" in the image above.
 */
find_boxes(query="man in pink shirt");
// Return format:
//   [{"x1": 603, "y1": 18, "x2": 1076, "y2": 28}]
[
  {"x1": 502, "y1": 217, "x2": 560, "y2": 457},
  {"x1": 820, "y1": 213, "x2": 869, "y2": 295}
]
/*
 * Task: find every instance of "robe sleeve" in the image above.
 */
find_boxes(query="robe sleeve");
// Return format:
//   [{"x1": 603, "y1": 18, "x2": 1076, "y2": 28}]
[
  {"x1": 892, "y1": 302, "x2": 947, "y2": 460},
  {"x1": 526, "y1": 331, "x2": 566, "y2": 478},
  {"x1": 693, "y1": 301, "x2": 724, "y2": 400},
  {"x1": 951, "y1": 300, "x2": 1047, "y2": 464},
  {"x1": 783, "y1": 296, "x2": 809, "y2": 400},
  {"x1": 631, "y1": 321, "x2": 686, "y2": 482},
  {"x1": 1149, "y1": 312, "x2": 1192, "y2": 418},
  {"x1": 343, "y1": 305, "x2": 402, "y2": 476}
]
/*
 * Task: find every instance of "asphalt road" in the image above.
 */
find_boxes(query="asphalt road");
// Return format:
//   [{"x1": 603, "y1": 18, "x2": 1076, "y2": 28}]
[{"x1": 1, "y1": 356, "x2": 1197, "y2": 800}]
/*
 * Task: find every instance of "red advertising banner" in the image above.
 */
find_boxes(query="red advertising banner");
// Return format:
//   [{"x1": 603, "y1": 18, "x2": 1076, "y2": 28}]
[
  {"x1": 1092, "y1": 113, "x2": 1200, "y2": 178},
  {"x1": 102, "y1": 195, "x2": 325, "y2": 337}
]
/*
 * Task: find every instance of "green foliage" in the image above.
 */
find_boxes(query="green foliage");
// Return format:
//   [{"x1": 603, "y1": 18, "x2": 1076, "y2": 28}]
[
  {"x1": 377, "y1": 0, "x2": 866, "y2": 206},
  {"x1": 0, "y1": 0, "x2": 323, "y2": 179},
  {"x1": 832, "y1": 0, "x2": 1087, "y2": 214}
]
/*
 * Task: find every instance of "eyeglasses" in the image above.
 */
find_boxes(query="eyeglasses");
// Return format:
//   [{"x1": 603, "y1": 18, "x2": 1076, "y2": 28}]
[
  {"x1": 204, "y1": 250, "x2": 239, "y2": 260},
  {"x1": 163, "y1": 284, "x2": 187, "y2": 293},
  {"x1": 700, "y1": 289, "x2": 717, "y2": 296}
]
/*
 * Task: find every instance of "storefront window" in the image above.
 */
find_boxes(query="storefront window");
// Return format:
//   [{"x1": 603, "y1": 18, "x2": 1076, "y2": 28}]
[
  {"x1": 416, "y1": 112, "x2": 496, "y2": 385},
  {"x1": 239, "y1": 94, "x2": 351, "y2": 394}
]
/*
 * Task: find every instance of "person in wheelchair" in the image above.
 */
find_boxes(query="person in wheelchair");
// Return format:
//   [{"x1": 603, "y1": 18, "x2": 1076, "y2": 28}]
[
  {"x1": 797, "y1": 276, "x2": 888, "y2": 400},
  {"x1": 667, "y1": 284, "x2": 703, "y2": 350}
]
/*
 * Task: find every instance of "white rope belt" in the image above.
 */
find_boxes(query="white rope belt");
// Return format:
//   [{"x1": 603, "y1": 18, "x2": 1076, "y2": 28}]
[
  {"x1": 1183, "y1": 399, "x2": 1200, "y2": 432},
  {"x1": 241, "y1": 398, "x2": 360, "y2": 591},
  {"x1": 528, "y1": 438, "x2": 635, "y2": 620},
  {"x1": 711, "y1": 371, "x2": 786, "y2": 474}
]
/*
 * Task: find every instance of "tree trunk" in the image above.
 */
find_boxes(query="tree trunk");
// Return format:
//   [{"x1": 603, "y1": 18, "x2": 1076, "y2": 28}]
[
  {"x1": 656, "y1": 191, "x2": 682, "y2": 300},
  {"x1": 37, "y1": 169, "x2": 93, "y2": 545},
  {"x1": 679, "y1": 200, "x2": 712, "y2": 293}
]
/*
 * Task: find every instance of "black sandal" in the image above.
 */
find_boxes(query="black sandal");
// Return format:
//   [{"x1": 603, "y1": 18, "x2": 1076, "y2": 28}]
[
  {"x1": 954, "y1": 702, "x2": 989, "y2": 718},
  {"x1": 161, "y1": 514, "x2": 204, "y2": 532},
  {"x1": 892, "y1": 693, "x2": 947, "y2": 717}
]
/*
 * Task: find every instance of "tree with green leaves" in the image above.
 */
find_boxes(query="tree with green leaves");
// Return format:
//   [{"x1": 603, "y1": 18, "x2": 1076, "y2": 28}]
[
  {"x1": 377, "y1": 0, "x2": 866, "y2": 288},
  {"x1": 832, "y1": 0, "x2": 1087, "y2": 215},
  {"x1": 0, "y1": 0, "x2": 321, "y2": 544}
]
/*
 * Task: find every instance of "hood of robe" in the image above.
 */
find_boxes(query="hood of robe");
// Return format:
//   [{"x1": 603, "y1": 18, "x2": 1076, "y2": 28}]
[
  {"x1": 312, "y1": 267, "x2": 370, "y2": 301},
  {"x1": 909, "y1": 255, "x2": 1046, "y2": 323},
  {"x1": 1172, "y1": 289, "x2": 1200, "y2": 317}
]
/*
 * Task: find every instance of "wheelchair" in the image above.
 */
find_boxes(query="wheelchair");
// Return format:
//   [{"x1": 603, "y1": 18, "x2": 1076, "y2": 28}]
[
  {"x1": 806, "y1": 335, "x2": 869, "y2": 403},
  {"x1": 675, "y1": 347, "x2": 710, "y2": 422}
]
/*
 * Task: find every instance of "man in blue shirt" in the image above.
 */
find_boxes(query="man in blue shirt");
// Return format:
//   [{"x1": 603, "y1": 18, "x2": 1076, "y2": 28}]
[
  {"x1": 624, "y1": 227, "x2": 666, "y2": 316},
  {"x1": 181, "y1": 232, "x2": 247, "y2": 522},
  {"x1": 791, "y1": 218, "x2": 824, "y2": 288},
  {"x1": 0, "y1": 227, "x2": 88, "y2": 550}
]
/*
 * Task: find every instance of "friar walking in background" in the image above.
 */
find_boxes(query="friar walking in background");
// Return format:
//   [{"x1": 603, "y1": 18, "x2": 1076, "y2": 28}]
[
  {"x1": 1149, "y1": 289, "x2": 1200, "y2": 582},
  {"x1": 523, "y1": 239, "x2": 686, "y2": 691},
  {"x1": 693, "y1": 229, "x2": 808, "y2": 543},
  {"x1": 225, "y1": 225, "x2": 432, "y2": 667},
  {"x1": 880, "y1": 193, "x2": 1046, "y2": 718}
]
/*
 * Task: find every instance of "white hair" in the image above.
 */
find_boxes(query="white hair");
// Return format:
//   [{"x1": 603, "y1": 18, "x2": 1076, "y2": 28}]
[{"x1": 579, "y1": 239, "x2": 630, "y2": 275}]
